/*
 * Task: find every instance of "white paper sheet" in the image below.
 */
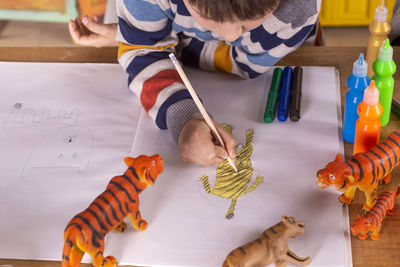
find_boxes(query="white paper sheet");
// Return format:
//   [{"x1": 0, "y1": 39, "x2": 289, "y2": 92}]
[
  {"x1": 0, "y1": 63, "x2": 350, "y2": 267},
  {"x1": 113, "y1": 67, "x2": 350, "y2": 267},
  {"x1": 0, "y1": 62, "x2": 142, "y2": 262}
]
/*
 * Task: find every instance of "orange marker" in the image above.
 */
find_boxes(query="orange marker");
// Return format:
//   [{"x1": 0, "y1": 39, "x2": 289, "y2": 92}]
[{"x1": 353, "y1": 80, "x2": 383, "y2": 155}]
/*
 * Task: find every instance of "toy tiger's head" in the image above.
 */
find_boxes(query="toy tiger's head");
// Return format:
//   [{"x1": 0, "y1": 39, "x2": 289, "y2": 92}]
[
  {"x1": 351, "y1": 215, "x2": 370, "y2": 236},
  {"x1": 124, "y1": 154, "x2": 164, "y2": 186},
  {"x1": 281, "y1": 216, "x2": 305, "y2": 238},
  {"x1": 316, "y1": 154, "x2": 354, "y2": 191}
]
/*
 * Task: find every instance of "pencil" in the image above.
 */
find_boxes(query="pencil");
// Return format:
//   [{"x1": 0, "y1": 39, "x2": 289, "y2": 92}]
[{"x1": 169, "y1": 53, "x2": 238, "y2": 172}]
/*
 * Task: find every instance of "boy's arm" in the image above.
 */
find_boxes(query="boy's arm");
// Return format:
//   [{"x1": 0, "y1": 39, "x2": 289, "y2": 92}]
[{"x1": 116, "y1": 0, "x2": 200, "y2": 142}]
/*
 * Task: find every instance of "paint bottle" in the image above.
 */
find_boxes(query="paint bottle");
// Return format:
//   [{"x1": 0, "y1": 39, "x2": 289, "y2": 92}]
[
  {"x1": 372, "y1": 38, "x2": 397, "y2": 127},
  {"x1": 353, "y1": 80, "x2": 383, "y2": 155},
  {"x1": 366, "y1": 0, "x2": 391, "y2": 78},
  {"x1": 343, "y1": 53, "x2": 370, "y2": 143}
]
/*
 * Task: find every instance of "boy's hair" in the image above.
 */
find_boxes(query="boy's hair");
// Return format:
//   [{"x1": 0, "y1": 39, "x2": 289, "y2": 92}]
[{"x1": 187, "y1": 0, "x2": 281, "y2": 22}]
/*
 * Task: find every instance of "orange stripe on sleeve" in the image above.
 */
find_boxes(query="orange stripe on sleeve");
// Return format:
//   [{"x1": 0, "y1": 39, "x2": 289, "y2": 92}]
[
  {"x1": 214, "y1": 41, "x2": 233, "y2": 73},
  {"x1": 118, "y1": 42, "x2": 177, "y2": 58}
]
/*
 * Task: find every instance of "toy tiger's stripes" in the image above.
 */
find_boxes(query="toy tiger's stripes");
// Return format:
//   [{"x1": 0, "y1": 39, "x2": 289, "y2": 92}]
[
  {"x1": 201, "y1": 124, "x2": 263, "y2": 219},
  {"x1": 62, "y1": 154, "x2": 163, "y2": 267},
  {"x1": 317, "y1": 130, "x2": 400, "y2": 211},
  {"x1": 347, "y1": 131, "x2": 400, "y2": 185},
  {"x1": 351, "y1": 186, "x2": 400, "y2": 240}
]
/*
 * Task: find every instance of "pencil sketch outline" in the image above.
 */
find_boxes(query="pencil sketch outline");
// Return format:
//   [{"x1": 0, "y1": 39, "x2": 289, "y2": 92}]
[
  {"x1": 3, "y1": 103, "x2": 81, "y2": 129},
  {"x1": 20, "y1": 125, "x2": 95, "y2": 178}
]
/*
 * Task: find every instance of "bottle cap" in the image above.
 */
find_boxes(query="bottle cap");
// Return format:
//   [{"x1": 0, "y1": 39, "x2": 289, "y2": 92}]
[
  {"x1": 375, "y1": 0, "x2": 388, "y2": 22},
  {"x1": 378, "y1": 38, "x2": 393, "y2": 61},
  {"x1": 352, "y1": 53, "x2": 368, "y2": 78},
  {"x1": 363, "y1": 80, "x2": 380, "y2": 105}
]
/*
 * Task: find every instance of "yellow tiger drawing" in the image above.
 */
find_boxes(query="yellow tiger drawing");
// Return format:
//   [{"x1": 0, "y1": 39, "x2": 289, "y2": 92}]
[{"x1": 201, "y1": 124, "x2": 263, "y2": 219}]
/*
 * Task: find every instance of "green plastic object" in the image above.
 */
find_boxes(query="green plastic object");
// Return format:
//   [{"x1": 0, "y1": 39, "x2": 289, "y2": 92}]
[
  {"x1": 264, "y1": 68, "x2": 283, "y2": 123},
  {"x1": 372, "y1": 38, "x2": 397, "y2": 126}
]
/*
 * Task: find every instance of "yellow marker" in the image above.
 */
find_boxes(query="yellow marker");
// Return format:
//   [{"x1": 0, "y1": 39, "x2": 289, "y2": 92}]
[{"x1": 366, "y1": 0, "x2": 391, "y2": 78}]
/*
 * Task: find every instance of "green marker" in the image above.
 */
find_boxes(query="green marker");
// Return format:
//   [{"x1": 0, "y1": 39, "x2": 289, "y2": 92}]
[
  {"x1": 264, "y1": 68, "x2": 283, "y2": 123},
  {"x1": 372, "y1": 38, "x2": 397, "y2": 126}
]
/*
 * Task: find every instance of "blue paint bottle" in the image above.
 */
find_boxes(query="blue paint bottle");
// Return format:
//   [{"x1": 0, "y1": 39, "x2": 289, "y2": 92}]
[{"x1": 342, "y1": 53, "x2": 371, "y2": 143}]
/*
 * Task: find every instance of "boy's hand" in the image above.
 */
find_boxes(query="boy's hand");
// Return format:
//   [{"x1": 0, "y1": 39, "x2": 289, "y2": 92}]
[
  {"x1": 178, "y1": 115, "x2": 236, "y2": 166},
  {"x1": 68, "y1": 16, "x2": 118, "y2": 47}
]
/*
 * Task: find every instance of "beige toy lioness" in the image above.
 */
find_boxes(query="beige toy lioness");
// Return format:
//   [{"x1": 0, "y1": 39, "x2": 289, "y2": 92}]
[{"x1": 223, "y1": 216, "x2": 312, "y2": 267}]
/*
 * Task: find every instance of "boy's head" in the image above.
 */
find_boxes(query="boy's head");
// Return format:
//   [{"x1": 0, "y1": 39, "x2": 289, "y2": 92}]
[{"x1": 184, "y1": 0, "x2": 281, "y2": 42}]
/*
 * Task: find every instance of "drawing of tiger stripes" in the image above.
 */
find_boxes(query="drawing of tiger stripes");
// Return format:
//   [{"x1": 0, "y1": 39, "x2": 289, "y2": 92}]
[
  {"x1": 351, "y1": 186, "x2": 400, "y2": 240},
  {"x1": 201, "y1": 124, "x2": 263, "y2": 219},
  {"x1": 62, "y1": 154, "x2": 163, "y2": 267},
  {"x1": 317, "y1": 130, "x2": 400, "y2": 211}
]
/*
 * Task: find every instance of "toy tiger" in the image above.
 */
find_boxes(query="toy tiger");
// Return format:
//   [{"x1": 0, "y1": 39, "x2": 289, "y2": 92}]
[
  {"x1": 316, "y1": 130, "x2": 400, "y2": 211},
  {"x1": 351, "y1": 186, "x2": 400, "y2": 240},
  {"x1": 61, "y1": 154, "x2": 164, "y2": 267},
  {"x1": 201, "y1": 124, "x2": 263, "y2": 219},
  {"x1": 222, "y1": 216, "x2": 312, "y2": 267}
]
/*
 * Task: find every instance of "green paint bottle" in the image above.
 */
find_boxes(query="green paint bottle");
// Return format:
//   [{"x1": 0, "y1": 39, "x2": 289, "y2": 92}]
[{"x1": 372, "y1": 38, "x2": 396, "y2": 126}]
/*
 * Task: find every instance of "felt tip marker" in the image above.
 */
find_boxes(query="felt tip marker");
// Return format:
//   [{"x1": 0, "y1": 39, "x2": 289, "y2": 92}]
[
  {"x1": 277, "y1": 66, "x2": 293, "y2": 122},
  {"x1": 289, "y1": 66, "x2": 303, "y2": 122},
  {"x1": 264, "y1": 68, "x2": 283, "y2": 123}
]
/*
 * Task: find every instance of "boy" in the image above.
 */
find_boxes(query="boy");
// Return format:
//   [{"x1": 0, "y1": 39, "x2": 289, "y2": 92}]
[{"x1": 70, "y1": 0, "x2": 321, "y2": 166}]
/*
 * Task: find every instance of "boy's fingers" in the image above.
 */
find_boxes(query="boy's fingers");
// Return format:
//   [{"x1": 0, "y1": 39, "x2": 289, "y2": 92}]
[
  {"x1": 82, "y1": 16, "x2": 108, "y2": 36},
  {"x1": 213, "y1": 145, "x2": 228, "y2": 161},
  {"x1": 215, "y1": 124, "x2": 236, "y2": 159}
]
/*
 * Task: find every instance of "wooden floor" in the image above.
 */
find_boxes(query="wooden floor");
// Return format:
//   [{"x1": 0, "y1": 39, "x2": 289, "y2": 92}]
[{"x1": 0, "y1": 19, "x2": 371, "y2": 47}]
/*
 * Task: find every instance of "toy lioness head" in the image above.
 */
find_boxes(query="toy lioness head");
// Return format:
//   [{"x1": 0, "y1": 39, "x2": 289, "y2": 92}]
[
  {"x1": 281, "y1": 216, "x2": 306, "y2": 238},
  {"x1": 316, "y1": 154, "x2": 354, "y2": 191}
]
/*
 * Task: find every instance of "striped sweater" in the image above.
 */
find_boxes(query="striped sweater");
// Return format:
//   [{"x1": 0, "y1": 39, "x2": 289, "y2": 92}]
[{"x1": 116, "y1": 0, "x2": 321, "y2": 141}]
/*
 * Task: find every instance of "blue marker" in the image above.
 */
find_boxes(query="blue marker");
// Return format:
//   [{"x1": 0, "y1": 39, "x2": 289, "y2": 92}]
[{"x1": 277, "y1": 66, "x2": 293, "y2": 122}]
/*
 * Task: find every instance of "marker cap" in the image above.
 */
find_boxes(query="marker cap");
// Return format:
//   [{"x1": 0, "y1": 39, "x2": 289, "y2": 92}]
[
  {"x1": 352, "y1": 53, "x2": 368, "y2": 78},
  {"x1": 375, "y1": 0, "x2": 388, "y2": 22},
  {"x1": 378, "y1": 38, "x2": 393, "y2": 62},
  {"x1": 363, "y1": 80, "x2": 380, "y2": 105}
]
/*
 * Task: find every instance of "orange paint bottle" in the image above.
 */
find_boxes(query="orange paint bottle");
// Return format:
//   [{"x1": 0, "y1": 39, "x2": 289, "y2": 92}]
[{"x1": 353, "y1": 80, "x2": 383, "y2": 155}]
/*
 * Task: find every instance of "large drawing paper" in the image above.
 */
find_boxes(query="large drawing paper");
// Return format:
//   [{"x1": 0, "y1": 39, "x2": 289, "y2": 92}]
[
  {"x1": 0, "y1": 63, "x2": 350, "y2": 267},
  {"x1": 0, "y1": 62, "x2": 142, "y2": 262},
  {"x1": 120, "y1": 67, "x2": 350, "y2": 267}
]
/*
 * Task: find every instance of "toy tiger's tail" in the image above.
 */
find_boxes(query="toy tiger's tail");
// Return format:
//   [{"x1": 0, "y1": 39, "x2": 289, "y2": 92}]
[{"x1": 62, "y1": 224, "x2": 83, "y2": 267}]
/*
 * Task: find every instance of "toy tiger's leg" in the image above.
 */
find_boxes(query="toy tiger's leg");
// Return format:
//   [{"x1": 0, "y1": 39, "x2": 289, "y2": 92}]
[
  {"x1": 114, "y1": 221, "x2": 127, "y2": 232},
  {"x1": 371, "y1": 225, "x2": 382, "y2": 240},
  {"x1": 128, "y1": 211, "x2": 148, "y2": 231},
  {"x1": 339, "y1": 185, "x2": 357, "y2": 206},
  {"x1": 245, "y1": 176, "x2": 263, "y2": 193},
  {"x1": 363, "y1": 188, "x2": 378, "y2": 212},
  {"x1": 358, "y1": 232, "x2": 368, "y2": 240},
  {"x1": 388, "y1": 206, "x2": 396, "y2": 215},
  {"x1": 282, "y1": 249, "x2": 312, "y2": 266},
  {"x1": 78, "y1": 237, "x2": 116, "y2": 267},
  {"x1": 201, "y1": 175, "x2": 212, "y2": 194},
  {"x1": 225, "y1": 199, "x2": 237, "y2": 219},
  {"x1": 69, "y1": 245, "x2": 84, "y2": 267},
  {"x1": 62, "y1": 237, "x2": 84, "y2": 267},
  {"x1": 380, "y1": 173, "x2": 392, "y2": 185}
]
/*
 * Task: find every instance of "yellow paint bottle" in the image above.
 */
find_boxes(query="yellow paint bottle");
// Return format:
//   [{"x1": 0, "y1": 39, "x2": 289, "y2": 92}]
[{"x1": 366, "y1": 0, "x2": 391, "y2": 78}]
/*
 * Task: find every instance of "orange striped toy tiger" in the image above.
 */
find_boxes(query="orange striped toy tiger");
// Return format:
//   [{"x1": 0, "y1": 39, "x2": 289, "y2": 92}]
[
  {"x1": 351, "y1": 186, "x2": 400, "y2": 240},
  {"x1": 62, "y1": 154, "x2": 164, "y2": 267},
  {"x1": 316, "y1": 130, "x2": 400, "y2": 211}
]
